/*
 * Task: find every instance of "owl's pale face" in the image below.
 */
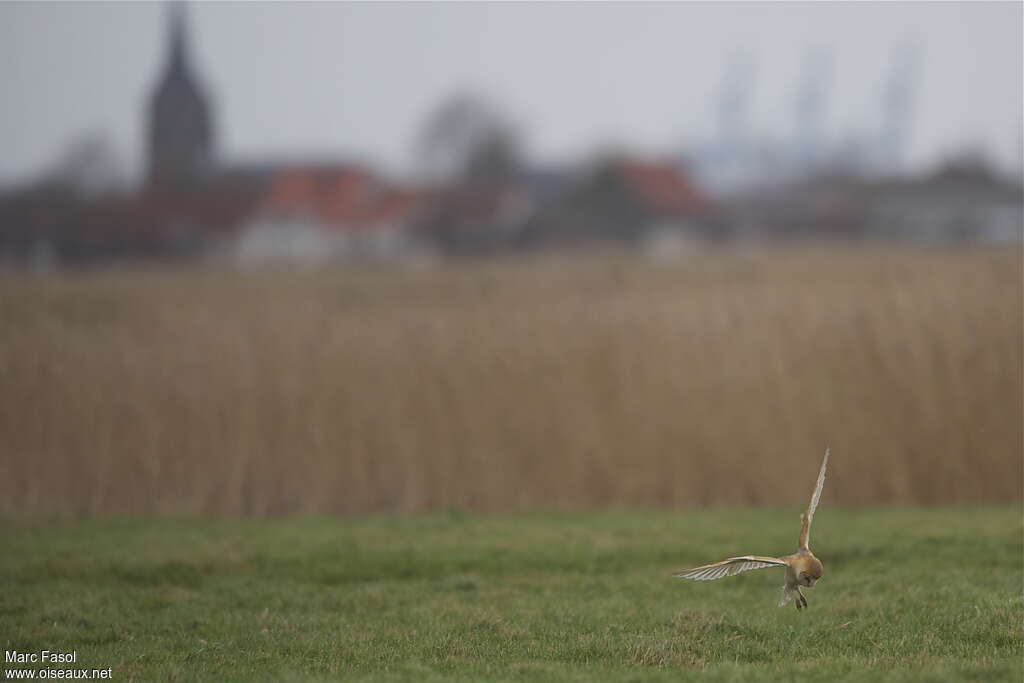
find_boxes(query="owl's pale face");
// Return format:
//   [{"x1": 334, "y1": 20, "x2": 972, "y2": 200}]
[{"x1": 799, "y1": 572, "x2": 818, "y2": 587}]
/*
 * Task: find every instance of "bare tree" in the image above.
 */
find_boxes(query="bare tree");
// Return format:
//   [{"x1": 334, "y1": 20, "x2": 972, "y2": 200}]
[{"x1": 417, "y1": 92, "x2": 521, "y2": 185}]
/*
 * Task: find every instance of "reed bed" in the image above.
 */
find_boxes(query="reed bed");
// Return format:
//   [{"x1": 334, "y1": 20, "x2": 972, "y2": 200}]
[{"x1": 0, "y1": 247, "x2": 1020, "y2": 515}]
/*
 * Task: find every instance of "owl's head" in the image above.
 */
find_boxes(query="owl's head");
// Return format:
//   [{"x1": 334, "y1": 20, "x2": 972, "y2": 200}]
[{"x1": 799, "y1": 557, "x2": 824, "y2": 586}]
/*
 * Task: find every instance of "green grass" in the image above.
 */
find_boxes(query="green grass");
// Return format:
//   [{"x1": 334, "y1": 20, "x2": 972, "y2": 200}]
[{"x1": 2, "y1": 507, "x2": 1021, "y2": 681}]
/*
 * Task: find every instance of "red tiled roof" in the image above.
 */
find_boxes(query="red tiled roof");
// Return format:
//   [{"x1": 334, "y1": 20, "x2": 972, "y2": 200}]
[
  {"x1": 262, "y1": 166, "x2": 426, "y2": 230},
  {"x1": 616, "y1": 160, "x2": 708, "y2": 214}
]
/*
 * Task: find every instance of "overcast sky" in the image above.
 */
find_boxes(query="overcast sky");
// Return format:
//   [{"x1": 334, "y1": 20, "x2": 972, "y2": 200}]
[{"x1": 0, "y1": 1, "x2": 1021, "y2": 187}]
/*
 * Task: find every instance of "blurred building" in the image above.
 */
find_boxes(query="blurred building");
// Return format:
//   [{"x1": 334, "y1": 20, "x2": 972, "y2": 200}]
[
  {"x1": 518, "y1": 157, "x2": 712, "y2": 250},
  {"x1": 147, "y1": 2, "x2": 215, "y2": 190},
  {"x1": 861, "y1": 158, "x2": 1024, "y2": 243},
  {"x1": 225, "y1": 165, "x2": 429, "y2": 268},
  {"x1": 0, "y1": 8, "x2": 1019, "y2": 269},
  {"x1": 713, "y1": 156, "x2": 1024, "y2": 244},
  {"x1": 0, "y1": 3, "x2": 431, "y2": 267}
]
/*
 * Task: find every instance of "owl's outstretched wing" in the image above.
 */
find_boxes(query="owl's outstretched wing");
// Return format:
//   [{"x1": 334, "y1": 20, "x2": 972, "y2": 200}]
[
  {"x1": 673, "y1": 555, "x2": 788, "y2": 581},
  {"x1": 799, "y1": 447, "x2": 830, "y2": 550}
]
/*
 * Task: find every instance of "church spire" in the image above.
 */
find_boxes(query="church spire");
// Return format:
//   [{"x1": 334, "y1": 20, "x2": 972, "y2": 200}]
[
  {"x1": 167, "y1": 2, "x2": 190, "y2": 73},
  {"x1": 146, "y1": 0, "x2": 215, "y2": 189}
]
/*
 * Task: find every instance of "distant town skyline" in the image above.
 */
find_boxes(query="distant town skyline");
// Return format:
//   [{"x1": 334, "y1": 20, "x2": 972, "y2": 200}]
[{"x1": 0, "y1": 1, "x2": 1021, "y2": 188}]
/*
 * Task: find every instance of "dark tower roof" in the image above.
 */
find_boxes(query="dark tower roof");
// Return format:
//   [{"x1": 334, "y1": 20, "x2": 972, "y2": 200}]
[{"x1": 146, "y1": 2, "x2": 215, "y2": 190}]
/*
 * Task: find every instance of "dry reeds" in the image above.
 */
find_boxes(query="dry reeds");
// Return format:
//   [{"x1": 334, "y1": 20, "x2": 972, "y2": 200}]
[{"x1": 0, "y1": 247, "x2": 1020, "y2": 516}]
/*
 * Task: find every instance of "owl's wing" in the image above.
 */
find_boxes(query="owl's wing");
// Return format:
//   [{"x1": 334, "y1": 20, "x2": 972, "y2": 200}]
[
  {"x1": 799, "y1": 447, "x2": 830, "y2": 550},
  {"x1": 673, "y1": 555, "x2": 788, "y2": 581}
]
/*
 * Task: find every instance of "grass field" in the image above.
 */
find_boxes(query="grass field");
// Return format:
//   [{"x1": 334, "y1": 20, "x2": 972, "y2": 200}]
[
  {"x1": 1, "y1": 247, "x2": 1021, "y2": 515},
  {"x1": 2, "y1": 507, "x2": 1021, "y2": 681}
]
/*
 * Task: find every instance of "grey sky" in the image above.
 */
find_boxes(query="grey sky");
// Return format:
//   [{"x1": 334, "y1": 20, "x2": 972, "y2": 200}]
[{"x1": 0, "y1": 1, "x2": 1021, "y2": 187}]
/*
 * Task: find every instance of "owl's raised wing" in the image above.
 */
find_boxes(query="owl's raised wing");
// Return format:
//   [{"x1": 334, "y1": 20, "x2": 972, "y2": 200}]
[
  {"x1": 673, "y1": 555, "x2": 788, "y2": 581},
  {"x1": 799, "y1": 447, "x2": 830, "y2": 550}
]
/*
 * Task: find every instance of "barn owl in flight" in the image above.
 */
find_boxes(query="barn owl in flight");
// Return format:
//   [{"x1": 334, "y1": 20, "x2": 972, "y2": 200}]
[{"x1": 674, "y1": 448, "x2": 830, "y2": 610}]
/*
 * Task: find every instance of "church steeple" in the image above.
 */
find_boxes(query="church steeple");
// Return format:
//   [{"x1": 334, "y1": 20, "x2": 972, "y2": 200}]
[
  {"x1": 146, "y1": 1, "x2": 215, "y2": 190},
  {"x1": 167, "y1": 2, "x2": 191, "y2": 74}
]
